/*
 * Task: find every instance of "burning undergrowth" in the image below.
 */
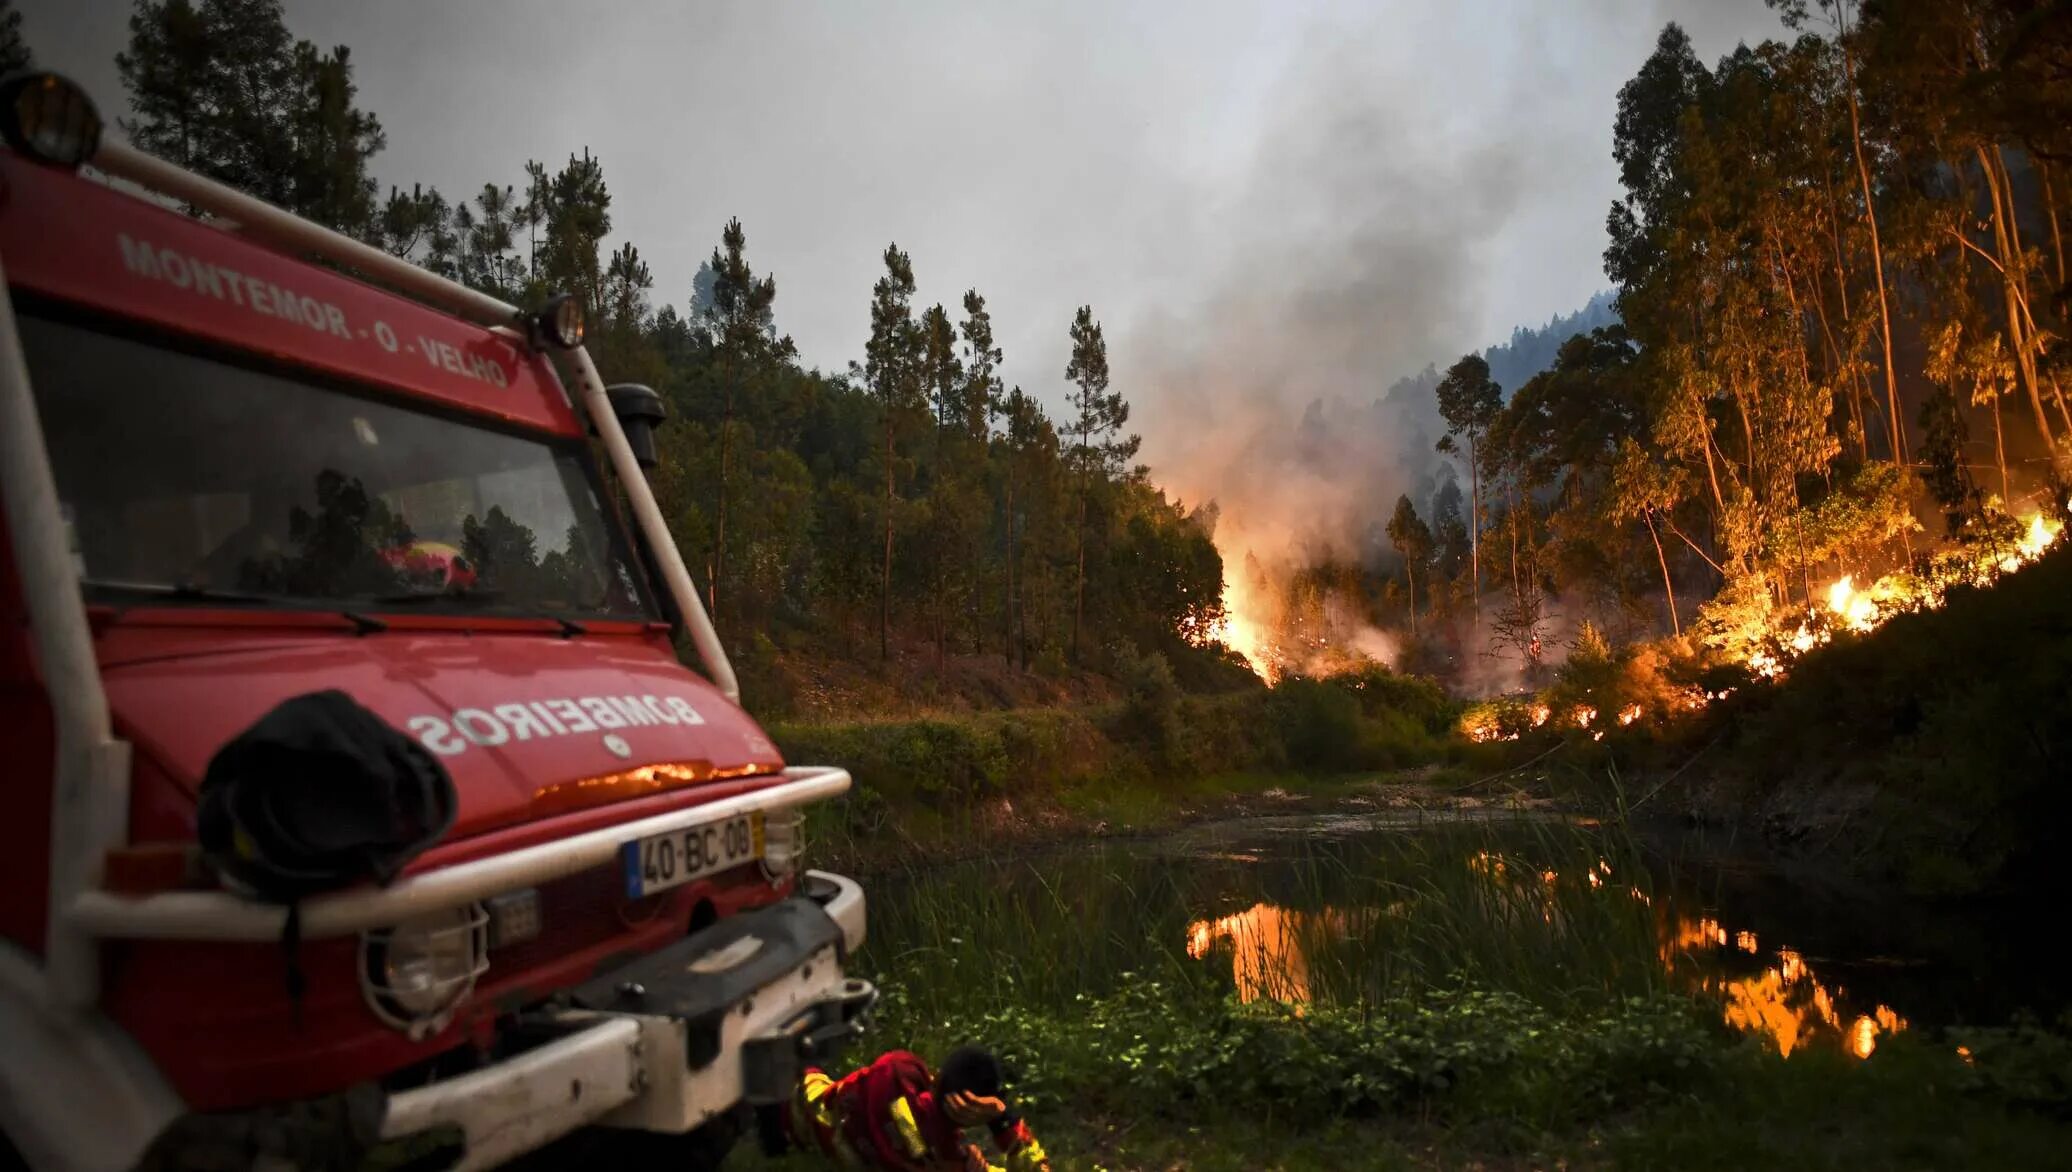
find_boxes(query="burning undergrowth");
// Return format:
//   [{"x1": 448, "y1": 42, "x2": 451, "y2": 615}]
[
  {"x1": 1456, "y1": 508, "x2": 2064, "y2": 745},
  {"x1": 1213, "y1": 546, "x2": 1401, "y2": 685}
]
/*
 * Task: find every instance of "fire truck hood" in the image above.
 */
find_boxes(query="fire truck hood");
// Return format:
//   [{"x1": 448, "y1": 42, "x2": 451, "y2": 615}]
[{"x1": 98, "y1": 630, "x2": 785, "y2": 842}]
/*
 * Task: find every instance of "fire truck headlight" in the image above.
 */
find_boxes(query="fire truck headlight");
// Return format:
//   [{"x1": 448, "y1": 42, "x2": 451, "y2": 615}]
[
  {"x1": 531, "y1": 292, "x2": 585, "y2": 350},
  {"x1": 360, "y1": 904, "x2": 489, "y2": 1040},
  {"x1": 0, "y1": 72, "x2": 103, "y2": 169}
]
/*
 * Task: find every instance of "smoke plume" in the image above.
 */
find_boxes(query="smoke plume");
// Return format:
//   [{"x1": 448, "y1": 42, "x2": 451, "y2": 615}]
[{"x1": 1125, "y1": 22, "x2": 1558, "y2": 673}]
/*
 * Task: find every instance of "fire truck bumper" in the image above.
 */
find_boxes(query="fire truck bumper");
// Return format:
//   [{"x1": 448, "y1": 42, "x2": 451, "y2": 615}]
[{"x1": 371, "y1": 869, "x2": 873, "y2": 1171}]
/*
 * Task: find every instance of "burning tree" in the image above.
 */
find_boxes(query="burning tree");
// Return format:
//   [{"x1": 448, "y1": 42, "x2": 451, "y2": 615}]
[{"x1": 1385, "y1": 495, "x2": 1433, "y2": 637}]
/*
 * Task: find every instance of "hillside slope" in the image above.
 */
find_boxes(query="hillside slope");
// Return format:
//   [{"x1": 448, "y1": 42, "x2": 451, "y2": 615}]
[{"x1": 1697, "y1": 540, "x2": 2072, "y2": 893}]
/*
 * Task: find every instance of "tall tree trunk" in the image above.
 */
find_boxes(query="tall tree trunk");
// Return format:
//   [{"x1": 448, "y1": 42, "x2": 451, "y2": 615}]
[
  {"x1": 1508, "y1": 484, "x2": 1522, "y2": 602},
  {"x1": 1806, "y1": 258, "x2": 1857, "y2": 456},
  {"x1": 1840, "y1": 31, "x2": 1905, "y2": 462},
  {"x1": 1990, "y1": 149, "x2": 2070, "y2": 443},
  {"x1": 2041, "y1": 159, "x2": 2066, "y2": 288},
  {"x1": 1003, "y1": 467, "x2": 1018, "y2": 668},
  {"x1": 1072, "y1": 465, "x2": 1088, "y2": 666},
  {"x1": 932, "y1": 424, "x2": 946, "y2": 673},
  {"x1": 1823, "y1": 176, "x2": 1873, "y2": 463},
  {"x1": 1700, "y1": 419, "x2": 1728, "y2": 519},
  {"x1": 712, "y1": 362, "x2": 733, "y2": 621},
  {"x1": 1644, "y1": 510, "x2": 1680, "y2": 635},
  {"x1": 1468, "y1": 440, "x2": 1482, "y2": 620},
  {"x1": 1979, "y1": 146, "x2": 2057, "y2": 462},
  {"x1": 880, "y1": 419, "x2": 894, "y2": 661},
  {"x1": 1406, "y1": 562, "x2": 1416, "y2": 639},
  {"x1": 1775, "y1": 233, "x2": 1816, "y2": 392},
  {"x1": 1992, "y1": 383, "x2": 2010, "y2": 502}
]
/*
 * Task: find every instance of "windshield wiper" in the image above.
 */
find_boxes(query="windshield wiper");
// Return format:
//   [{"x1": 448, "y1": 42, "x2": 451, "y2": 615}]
[
  {"x1": 365, "y1": 587, "x2": 507, "y2": 606},
  {"x1": 85, "y1": 578, "x2": 388, "y2": 635},
  {"x1": 81, "y1": 577, "x2": 278, "y2": 604}
]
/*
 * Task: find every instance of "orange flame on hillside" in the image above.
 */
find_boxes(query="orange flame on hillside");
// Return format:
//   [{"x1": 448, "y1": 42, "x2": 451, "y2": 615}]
[
  {"x1": 1214, "y1": 565, "x2": 1281, "y2": 683},
  {"x1": 1460, "y1": 512, "x2": 2063, "y2": 738}
]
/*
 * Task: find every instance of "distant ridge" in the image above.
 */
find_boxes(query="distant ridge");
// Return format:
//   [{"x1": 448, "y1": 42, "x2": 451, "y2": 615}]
[
  {"x1": 1481, "y1": 289, "x2": 1620, "y2": 396},
  {"x1": 1381, "y1": 290, "x2": 1621, "y2": 410}
]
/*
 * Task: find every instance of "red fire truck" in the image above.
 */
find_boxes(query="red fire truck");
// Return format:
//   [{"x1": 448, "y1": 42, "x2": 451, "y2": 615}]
[{"x1": 0, "y1": 74, "x2": 872, "y2": 1171}]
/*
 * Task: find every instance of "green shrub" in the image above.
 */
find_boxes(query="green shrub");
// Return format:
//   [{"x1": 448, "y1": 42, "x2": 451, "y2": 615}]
[
  {"x1": 908, "y1": 983, "x2": 1722, "y2": 1126},
  {"x1": 1331, "y1": 665, "x2": 1460, "y2": 733},
  {"x1": 1112, "y1": 646, "x2": 1183, "y2": 760},
  {"x1": 1951, "y1": 1016, "x2": 2072, "y2": 1114},
  {"x1": 1271, "y1": 677, "x2": 1368, "y2": 771}
]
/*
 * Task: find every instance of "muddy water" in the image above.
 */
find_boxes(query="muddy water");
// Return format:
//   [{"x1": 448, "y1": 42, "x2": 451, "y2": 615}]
[{"x1": 864, "y1": 806, "x2": 2063, "y2": 1058}]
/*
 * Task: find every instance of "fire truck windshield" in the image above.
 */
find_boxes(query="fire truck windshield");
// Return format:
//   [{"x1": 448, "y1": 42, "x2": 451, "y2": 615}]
[{"x1": 20, "y1": 312, "x2": 654, "y2": 622}]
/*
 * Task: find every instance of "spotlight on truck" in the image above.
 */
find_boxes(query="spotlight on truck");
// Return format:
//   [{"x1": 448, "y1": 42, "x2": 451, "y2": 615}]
[
  {"x1": 0, "y1": 72, "x2": 103, "y2": 169},
  {"x1": 530, "y1": 291, "x2": 585, "y2": 350}
]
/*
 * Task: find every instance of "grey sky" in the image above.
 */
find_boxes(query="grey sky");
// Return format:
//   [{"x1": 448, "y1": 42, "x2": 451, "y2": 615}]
[{"x1": 23, "y1": 0, "x2": 1782, "y2": 450}]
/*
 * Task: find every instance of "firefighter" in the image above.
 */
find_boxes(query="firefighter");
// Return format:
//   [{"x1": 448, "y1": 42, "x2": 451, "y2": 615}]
[{"x1": 780, "y1": 1044, "x2": 1051, "y2": 1172}]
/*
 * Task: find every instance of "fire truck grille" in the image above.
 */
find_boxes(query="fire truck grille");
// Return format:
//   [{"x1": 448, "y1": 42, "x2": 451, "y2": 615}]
[{"x1": 488, "y1": 862, "x2": 666, "y2": 974}]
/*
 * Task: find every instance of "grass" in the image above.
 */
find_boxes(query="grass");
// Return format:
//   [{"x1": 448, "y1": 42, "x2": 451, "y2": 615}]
[
  {"x1": 772, "y1": 662, "x2": 1481, "y2": 874},
  {"x1": 732, "y1": 814, "x2": 2072, "y2": 1170}
]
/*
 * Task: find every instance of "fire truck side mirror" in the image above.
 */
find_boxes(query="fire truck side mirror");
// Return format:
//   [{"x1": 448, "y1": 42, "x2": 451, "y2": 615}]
[{"x1": 604, "y1": 383, "x2": 667, "y2": 472}]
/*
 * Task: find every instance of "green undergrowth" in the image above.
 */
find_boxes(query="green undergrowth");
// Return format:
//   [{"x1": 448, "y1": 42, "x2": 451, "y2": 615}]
[
  {"x1": 734, "y1": 811, "x2": 2072, "y2": 1169},
  {"x1": 732, "y1": 989, "x2": 2072, "y2": 1170},
  {"x1": 771, "y1": 663, "x2": 1469, "y2": 864}
]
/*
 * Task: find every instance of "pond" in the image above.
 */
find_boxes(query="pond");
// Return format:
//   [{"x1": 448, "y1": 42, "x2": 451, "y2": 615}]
[{"x1": 856, "y1": 807, "x2": 2063, "y2": 1059}]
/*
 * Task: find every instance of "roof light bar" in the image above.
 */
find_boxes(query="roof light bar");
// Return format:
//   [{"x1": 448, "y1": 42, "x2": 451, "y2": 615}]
[{"x1": 0, "y1": 72, "x2": 103, "y2": 169}]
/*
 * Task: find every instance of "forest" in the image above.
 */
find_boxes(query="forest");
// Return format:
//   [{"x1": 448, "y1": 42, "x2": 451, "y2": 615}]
[
  {"x1": 9, "y1": 0, "x2": 2072, "y2": 706},
  {"x1": 1379, "y1": 1, "x2": 2072, "y2": 683},
  {"x1": 23, "y1": 0, "x2": 1229, "y2": 716}
]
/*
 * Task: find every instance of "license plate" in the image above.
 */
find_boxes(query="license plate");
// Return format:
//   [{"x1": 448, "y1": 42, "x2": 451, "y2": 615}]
[{"x1": 621, "y1": 812, "x2": 764, "y2": 899}]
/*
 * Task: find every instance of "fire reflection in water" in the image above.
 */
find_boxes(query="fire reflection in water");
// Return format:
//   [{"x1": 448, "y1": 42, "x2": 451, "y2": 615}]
[
  {"x1": 1671, "y1": 917, "x2": 1908, "y2": 1058},
  {"x1": 1185, "y1": 879, "x2": 1908, "y2": 1058},
  {"x1": 1185, "y1": 903, "x2": 1317, "y2": 1003}
]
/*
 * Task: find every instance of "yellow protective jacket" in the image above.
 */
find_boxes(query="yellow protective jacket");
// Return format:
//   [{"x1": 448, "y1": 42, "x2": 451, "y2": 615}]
[{"x1": 785, "y1": 1052, "x2": 1050, "y2": 1172}]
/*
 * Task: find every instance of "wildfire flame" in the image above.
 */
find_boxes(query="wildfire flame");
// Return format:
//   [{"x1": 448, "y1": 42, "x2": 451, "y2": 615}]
[
  {"x1": 1461, "y1": 512, "x2": 2062, "y2": 736},
  {"x1": 1216, "y1": 564, "x2": 1281, "y2": 683}
]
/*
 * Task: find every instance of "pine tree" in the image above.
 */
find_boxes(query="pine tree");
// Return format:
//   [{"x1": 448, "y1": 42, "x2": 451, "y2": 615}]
[
  {"x1": 538, "y1": 150, "x2": 612, "y2": 317},
  {"x1": 2, "y1": 0, "x2": 34, "y2": 74},
  {"x1": 864, "y1": 244, "x2": 922, "y2": 660},
  {"x1": 459, "y1": 183, "x2": 524, "y2": 298},
  {"x1": 118, "y1": 0, "x2": 386, "y2": 237},
  {"x1": 917, "y1": 302, "x2": 964, "y2": 665},
  {"x1": 958, "y1": 290, "x2": 1002, "y2": 445},
  {"x1": 699, "y1": 218, "x2": 788, "y2": 620},
  {"x1": 378, "y1": 183, "x2": 454, "y2": 270},
  {"x1": 958, "y1": 290, "x2": 1004, "y2": 653},
  {"x1": 597, "y1": 242, "x2": 654, "y2": 376},
  {"x1": 997, "y1": 386, "x2": 1057, "y2": 668},
  {"x1": 1065, "y1": 305, "x2": 1138, "y2": 664}
]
